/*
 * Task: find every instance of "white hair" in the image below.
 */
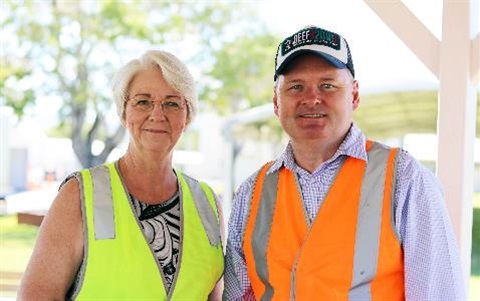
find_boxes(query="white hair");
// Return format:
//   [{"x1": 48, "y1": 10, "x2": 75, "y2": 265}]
[{"x1": 112, "y1": 50, "x2": 198, "y2": 126}]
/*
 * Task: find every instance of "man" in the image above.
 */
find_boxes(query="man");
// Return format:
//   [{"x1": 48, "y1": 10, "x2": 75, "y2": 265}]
[{"x1": 224, "y1": 25, "x2": 465, "y2": 300}]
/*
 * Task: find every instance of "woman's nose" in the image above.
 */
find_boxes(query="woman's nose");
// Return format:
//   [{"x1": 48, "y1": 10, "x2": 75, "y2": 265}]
[{"x1": 149, "y1": 102, "x2": 167, "y2": 120}]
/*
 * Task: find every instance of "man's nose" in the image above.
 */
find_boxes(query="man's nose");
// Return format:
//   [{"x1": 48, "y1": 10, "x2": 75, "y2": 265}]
[{"x1": 302, "y1": 87, "x2": 322, "y2": 105}]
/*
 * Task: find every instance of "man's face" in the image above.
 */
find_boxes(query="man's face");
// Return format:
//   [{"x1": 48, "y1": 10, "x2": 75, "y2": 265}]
[{"x1": 273, "y1": 54, "x2": 359, "y2": 145}]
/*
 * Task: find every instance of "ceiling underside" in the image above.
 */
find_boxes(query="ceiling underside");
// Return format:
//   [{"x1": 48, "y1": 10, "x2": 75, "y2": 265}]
[{"x1": 355, "y1": 91, "x2": 480, "y2": 139}]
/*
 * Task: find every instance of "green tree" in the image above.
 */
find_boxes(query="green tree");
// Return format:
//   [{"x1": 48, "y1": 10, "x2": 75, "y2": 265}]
[
  {"x1": 200, "y1": 33, "x2": 279, "y2": 114},
  {"x1": 0, "y1": 0, "x2": 268, "y2": 167},
  {"x1": 199, "y1": 32, "x2": 284, "y2": 179}
]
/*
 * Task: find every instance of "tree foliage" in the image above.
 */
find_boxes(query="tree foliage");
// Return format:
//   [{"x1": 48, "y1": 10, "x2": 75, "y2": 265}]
[
  {"x1": 200, "y1": 33, "x2": 279, "y2": 114},
  {"x1": 1, "y1": 0, "x2": 274, "y2": 168}
]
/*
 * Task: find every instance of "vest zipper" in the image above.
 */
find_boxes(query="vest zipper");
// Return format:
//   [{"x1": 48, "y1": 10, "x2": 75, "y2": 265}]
[
  {"x1": 289, "y1": 171, "x2": 330, "y2": 300},
  {"x1": 290, "y1": 173, "x2": 311, "y2": 301},
  {"x1": 290, "y1": 230, "x2": 314, "y2": 301}
]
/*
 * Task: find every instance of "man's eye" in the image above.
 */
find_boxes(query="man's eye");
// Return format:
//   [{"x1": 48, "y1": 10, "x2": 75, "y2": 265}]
[
  {"x1": 289, "y1": 84, "x2": 302, "y2": 91},
  {"x1": 321, "y1": 84, "x2": 335, "y2": 89}
]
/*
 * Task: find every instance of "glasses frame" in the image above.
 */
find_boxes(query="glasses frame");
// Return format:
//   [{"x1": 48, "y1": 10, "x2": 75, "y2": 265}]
[{"x1": 127, "y1": 96, "x2": 188, "y2": 115}]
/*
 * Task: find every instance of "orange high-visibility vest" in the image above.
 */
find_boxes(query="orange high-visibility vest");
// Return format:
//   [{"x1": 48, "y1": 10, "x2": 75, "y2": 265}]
[{"x1": 243, "y1": 141, "x2": 404, "y2": 301}]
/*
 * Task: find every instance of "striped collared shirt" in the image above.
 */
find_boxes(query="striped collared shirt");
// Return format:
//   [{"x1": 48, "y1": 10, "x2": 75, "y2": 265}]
[{"x1": 223, "y1": 124, "x2": 465, "y2": 300}]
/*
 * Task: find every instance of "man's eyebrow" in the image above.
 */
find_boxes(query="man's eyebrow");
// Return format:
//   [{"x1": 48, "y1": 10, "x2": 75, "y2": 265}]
[
  {"x1": 283, "y1": 78, "x2": 304, "y2": 84},
  {"x1": 284, "y1": 76, "x2": 337, "y2": 83},
  {"x1": 319, "y1": 77, "x2": 337, "y2": 82}
]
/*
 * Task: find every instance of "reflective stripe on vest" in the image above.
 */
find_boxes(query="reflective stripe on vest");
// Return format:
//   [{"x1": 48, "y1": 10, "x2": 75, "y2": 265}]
[
  {"x1": 243, "y1": 141, "x2": 404, "y2": 301},
  {"x1": 349, "y1": 142, "x2": 391, "y2": 300},
  {"x1": 181, "y1": 173, "x2": 221, "y2": 247},
  {"x1": 90, "y1": 166, "x2": 115, "y2": 240},
  {"x1": 73, "y1": 162, "x2": 223, "y2": 300}
]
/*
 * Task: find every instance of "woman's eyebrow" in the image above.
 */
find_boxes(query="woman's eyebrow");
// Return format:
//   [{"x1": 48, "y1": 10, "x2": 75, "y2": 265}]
[{"x1": 131, "y1": 93, "x2": 152, "y2": 98}]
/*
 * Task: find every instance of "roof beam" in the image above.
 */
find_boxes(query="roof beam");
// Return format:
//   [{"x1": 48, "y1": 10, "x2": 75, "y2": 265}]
[{"x1": 364, "y1": 0, "x2": 441, "y2": 78}]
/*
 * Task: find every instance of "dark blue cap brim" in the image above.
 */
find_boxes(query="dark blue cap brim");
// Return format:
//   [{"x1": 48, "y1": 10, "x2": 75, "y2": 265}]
[{"x1": 275, "y1": 49, "x2": 348, "y2": 80}]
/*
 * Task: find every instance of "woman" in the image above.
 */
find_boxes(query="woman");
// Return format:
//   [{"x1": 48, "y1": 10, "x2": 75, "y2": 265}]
[{"x1": 18, "y1": 50, "x2": 224, "y2": 300}]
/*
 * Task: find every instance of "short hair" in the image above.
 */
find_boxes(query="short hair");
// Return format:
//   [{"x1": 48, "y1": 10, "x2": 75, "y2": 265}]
[{"x1": 112, "y1": 50, "x2": 198, "y2": 126}]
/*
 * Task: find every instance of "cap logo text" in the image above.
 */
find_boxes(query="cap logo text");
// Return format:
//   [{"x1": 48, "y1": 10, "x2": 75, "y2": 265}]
[{"x1": 281, "y1": 28, "x2": 341, "y2": 56}]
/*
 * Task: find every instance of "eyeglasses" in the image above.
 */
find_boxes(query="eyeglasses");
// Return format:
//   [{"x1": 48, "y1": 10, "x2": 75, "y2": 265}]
[{"x1": 128, "y1": 96, "x2": 187, "y2": 114}]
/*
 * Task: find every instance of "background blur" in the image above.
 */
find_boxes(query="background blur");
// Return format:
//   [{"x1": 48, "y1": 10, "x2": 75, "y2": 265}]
[{"x1": 0, "y1": 0, "x2": 479, "y2": 299}]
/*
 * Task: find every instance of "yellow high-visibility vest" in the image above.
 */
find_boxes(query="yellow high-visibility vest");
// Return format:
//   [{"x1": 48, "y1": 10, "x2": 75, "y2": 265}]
[{"x1": 70, "y1": 162, "x2": 223, "y2": 300}]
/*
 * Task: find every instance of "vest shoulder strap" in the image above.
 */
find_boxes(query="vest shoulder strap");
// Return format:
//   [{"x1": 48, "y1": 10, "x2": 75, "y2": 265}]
[
  {"x1": 83, "y1": 164, "x2": 116, "y2": 240},
  {"x1": 177, "y1": 170, "x2": 221, "y2": 247}
]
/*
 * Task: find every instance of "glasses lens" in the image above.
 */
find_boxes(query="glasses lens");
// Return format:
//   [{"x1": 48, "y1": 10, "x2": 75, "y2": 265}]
[
  {"x1": 131, "y1": 98, "x2": 153, "y2": 111},
  {"x1": 162, "y1": 98, "x2": 184, "y2": 112}
]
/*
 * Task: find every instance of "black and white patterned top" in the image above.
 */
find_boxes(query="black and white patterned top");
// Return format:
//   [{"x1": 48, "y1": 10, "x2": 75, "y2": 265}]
[{"x1": 129, "y1": 192, "x2": 181, "y2": 292}]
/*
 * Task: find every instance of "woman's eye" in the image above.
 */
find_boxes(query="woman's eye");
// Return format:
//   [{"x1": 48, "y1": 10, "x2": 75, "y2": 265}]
[
  {"x1": 164, "y1": 101, "x2": 180, "y2": 108},
  {"x1": 136, "y1": 99, "x2": 151, "y2": 106}
]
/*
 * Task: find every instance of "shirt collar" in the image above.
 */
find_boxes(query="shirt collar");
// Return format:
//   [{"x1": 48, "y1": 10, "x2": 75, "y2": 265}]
[{"x1": 268, "y1": 123, "x2": 367, "y2": 175}]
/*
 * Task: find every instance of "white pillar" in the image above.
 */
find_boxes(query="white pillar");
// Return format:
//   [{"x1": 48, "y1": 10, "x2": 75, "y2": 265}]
[{"x1": 437, "y1": 0, "x2": 478, "y2": 288}]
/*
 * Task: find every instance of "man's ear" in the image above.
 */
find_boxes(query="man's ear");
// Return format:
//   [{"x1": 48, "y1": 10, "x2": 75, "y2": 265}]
[{"x1": 352, "y1": 80, "x2": 360, "y2": 110}]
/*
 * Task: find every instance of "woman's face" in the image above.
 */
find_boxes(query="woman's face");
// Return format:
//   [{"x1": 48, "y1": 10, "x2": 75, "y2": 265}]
[{"x1": 124, "y1": 67, "x2": 188, "y2": 155}]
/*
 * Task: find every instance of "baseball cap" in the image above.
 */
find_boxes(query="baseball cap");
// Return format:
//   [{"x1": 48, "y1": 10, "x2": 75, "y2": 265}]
[{"x1": 274, "y1": 25, "x2": 355, "y2": 80}]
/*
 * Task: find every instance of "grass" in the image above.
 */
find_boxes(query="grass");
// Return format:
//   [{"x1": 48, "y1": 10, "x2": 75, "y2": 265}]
[
  {"x1": 471, "y1": 194, "x2": 480, "y2": 300},
  {"x1": 473, "y1": 195, "x2": 480, "y2": 275},
  {"x1": 0, "y1": 214, "x2": 38, "y2": 298},
  {"x1": 0, "y1": 197, "x2": 479, "y2": 299}
]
